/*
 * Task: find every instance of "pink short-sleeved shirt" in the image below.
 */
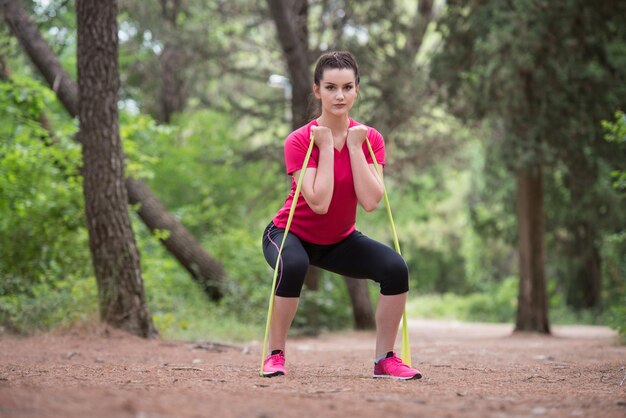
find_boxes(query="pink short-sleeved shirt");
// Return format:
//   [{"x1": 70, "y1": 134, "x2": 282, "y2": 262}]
[{"x1": 272, "y1": 118, "x2": 385, "y2": 245}]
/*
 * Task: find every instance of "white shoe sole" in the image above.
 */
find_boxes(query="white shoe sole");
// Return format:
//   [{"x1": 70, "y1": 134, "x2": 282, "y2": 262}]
[
  {"x1": 262, "y1": 371, "x2": 285, "y2": 378},
  {"x1": 373, "y1": 373, "x2": 422, "y2": 380}
]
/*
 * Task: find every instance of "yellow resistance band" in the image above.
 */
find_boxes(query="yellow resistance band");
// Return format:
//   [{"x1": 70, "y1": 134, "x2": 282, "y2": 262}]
[{"x1": 259, "y1": 135, "x2": 411, "y2": 376}]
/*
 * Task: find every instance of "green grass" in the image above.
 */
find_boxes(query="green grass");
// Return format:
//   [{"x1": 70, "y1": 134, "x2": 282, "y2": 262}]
[
  {"x1": 407, "y1": 284, "x2": 614, "y2": 328},
  {"x1": 151, "y1": 304, "x2": 262, "y2": 343}
]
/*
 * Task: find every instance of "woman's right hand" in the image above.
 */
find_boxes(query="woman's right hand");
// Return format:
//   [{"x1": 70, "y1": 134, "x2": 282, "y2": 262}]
[{"x1": 310, "y1": 125, "x2": 333, "y2": 151}]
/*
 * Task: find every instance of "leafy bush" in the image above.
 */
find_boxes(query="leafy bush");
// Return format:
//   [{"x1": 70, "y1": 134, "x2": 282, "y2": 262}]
[{"x1": 0, "y1": 75, "x2": 97, "y2": 333}]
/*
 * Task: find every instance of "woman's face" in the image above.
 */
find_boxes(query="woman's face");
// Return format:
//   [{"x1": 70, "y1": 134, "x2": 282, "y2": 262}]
[{"x1": 314, "y1": 68, "x2": 358, "y2": 118}]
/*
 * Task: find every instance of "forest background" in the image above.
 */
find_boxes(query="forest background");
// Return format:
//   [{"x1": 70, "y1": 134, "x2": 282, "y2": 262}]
[{"x1": 1, "y1": 0, "x2": 624, "y2": 342}]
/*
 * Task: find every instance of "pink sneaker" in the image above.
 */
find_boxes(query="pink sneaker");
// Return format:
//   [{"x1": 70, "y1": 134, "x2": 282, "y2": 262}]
[
  {"x1": 262, "y1": 350, "x2": 286, "y2": 377},
  {"x1": 373, "y1": 352, "x2": 422, "y2": 380}
]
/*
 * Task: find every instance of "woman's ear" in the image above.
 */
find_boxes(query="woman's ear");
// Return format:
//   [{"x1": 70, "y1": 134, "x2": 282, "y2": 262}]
[{"x1": 313, "y1": 83, "x2": 321, "y2": 99}]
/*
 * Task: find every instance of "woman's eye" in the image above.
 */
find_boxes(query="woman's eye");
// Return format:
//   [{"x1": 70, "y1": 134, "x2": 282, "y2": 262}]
[
  {"x1": 345, "y1": 85, "x2": 353, "y2": 91},
  {"x1": 326, "y1": 86, "x2": 335, "y2": 90}
]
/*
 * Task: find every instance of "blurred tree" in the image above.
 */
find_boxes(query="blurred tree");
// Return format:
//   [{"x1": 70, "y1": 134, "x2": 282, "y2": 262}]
[
  {"x1": 343, "y1": 276, "x2": 375, "y2": 329},
  {"x1": 76, "y1": 0, "x2": 155, "y2": 337},
  {"x1": 266, "y1": 0, "x2": 310, "y2": 130},
  {"x1": 432, "y1": 0, "x2": 626, "y2": 330},
  {"x1": 156, "y1": 0, "x2": 186, "y2": 123}
]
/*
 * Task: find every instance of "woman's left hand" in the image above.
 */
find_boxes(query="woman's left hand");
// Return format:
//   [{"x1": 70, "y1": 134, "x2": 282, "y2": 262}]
[{"x1": 346, "y1": 125, "x2": 368, "y2": 149}]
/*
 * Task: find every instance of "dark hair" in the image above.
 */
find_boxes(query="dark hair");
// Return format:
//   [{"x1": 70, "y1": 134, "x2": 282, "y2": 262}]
[{"x1": 313, "y1": 51, "x2": 360, "y2": 86}]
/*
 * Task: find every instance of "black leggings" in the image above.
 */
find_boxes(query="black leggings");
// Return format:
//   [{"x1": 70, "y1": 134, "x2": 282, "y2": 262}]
[{"x1": 262, "y1": 222, "x2": 409, "y2": 297}]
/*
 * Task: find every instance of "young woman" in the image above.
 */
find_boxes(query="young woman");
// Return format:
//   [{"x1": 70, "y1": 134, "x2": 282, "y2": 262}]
[{"x1": 262, "y1": 51, "x2": 421, "y2": 380}]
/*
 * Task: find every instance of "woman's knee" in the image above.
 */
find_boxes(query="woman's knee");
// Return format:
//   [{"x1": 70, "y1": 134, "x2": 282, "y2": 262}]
[
  {"x1": 378, "y1": 255, "x2": 409, "y2": 295},
  {"x1": 275, "y1": 255, "x2": 309, "y2": 297}
]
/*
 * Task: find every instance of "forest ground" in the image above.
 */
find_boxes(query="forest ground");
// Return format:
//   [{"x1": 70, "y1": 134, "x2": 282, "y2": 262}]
[{"x1": 0, "y1": 319, "x2": 625, "y2": 418}]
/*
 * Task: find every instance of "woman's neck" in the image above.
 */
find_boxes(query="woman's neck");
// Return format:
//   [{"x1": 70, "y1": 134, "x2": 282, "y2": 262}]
[{"x1": 316, "y1": 114, "x2": 350, "y2": 136}]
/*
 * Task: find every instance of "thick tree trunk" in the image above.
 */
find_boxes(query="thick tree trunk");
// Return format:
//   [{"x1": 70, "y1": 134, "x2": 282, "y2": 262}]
[
  {"x1": 343, "y1": 277, "x2": 375, "y2": 330},
  {"x1": 76, "y1": 0, "x2": 156, "y2": 337},
  {"x1": 514, "y1": 166, "x2": 550, "y2": 333},
  {"x1": 2, "y1": 0, "x2": 224, "y2": 300}
]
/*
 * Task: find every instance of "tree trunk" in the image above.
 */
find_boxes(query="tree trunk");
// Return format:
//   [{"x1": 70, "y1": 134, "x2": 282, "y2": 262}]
[
  {"x1": 0, "y1": 53, "x2": 9, "y2": 78},
  {"x1": 562, "y1": 160, "x2": 602, "y2": 309},
  {"x1": 302, "y1": 266, "x2": 320, "y2": 333},
  {"x1": 157, "y1": 0, "x2": 186, "y2": 123},
  {"x1": 514, "y1": 166, "x2": 550, "y2": 333},
  {"x1": 343, "y1": 277, "x2": 375, "y2": 330},
  {"x1": 568, "y1": 222, "x2": 602, "y2": 309},
  {"x1": 303, "y1": 265, "x2": 319, "y2": 291},
  {"x1": 157, "y1": 44, "x2": 186, "y2": 123},
  {"x1": 2, "y1": 0, "x2": 224, "y2": 300},
  {"x1": 266, "y1": 0, "x2": 311, "y2": 130},
  {"x1": 76, "y1": 0, "x2": 156, "y2": 337}
]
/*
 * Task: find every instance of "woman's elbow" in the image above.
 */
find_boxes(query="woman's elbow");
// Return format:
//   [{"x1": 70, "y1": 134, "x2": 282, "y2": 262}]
[
  {"x1": 362, "y1": 201, "x2": 379, "y2": 212},
  {"x1": 310, "y1": 203, "x2": 330, "y2": 215}
]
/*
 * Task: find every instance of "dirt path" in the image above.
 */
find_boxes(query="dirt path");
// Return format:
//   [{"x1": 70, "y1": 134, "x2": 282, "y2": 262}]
[{"x1": 1, "y1": 319, "x2": 624, "y2": 418}]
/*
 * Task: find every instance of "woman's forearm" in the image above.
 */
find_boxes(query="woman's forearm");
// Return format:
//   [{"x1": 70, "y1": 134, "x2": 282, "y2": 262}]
[
  {"x1": 298, "y1": 146, "x2": 335, "y2": 214},
  {"x1": 348, "y1": 145, "x2": 383, "y2": 211}
]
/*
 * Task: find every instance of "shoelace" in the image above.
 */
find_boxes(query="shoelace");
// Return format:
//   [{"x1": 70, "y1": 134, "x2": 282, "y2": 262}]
[
  {"x1": 267, "y1": 353, "x2": 284, "y2": 365},
  {"x1": 386, "y1": 356, "x2": 410, "y2": 371}
]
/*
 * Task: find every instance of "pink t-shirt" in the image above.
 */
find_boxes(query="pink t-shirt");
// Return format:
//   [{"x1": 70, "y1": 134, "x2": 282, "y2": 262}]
[{"x1": 272, "y1": 118, "x2": 385, "y2": 245}]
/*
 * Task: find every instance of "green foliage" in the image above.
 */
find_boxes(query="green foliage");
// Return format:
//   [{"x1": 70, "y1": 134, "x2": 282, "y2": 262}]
[
  {"x1": 407, "y1": 278, "x2": 518, "y2": 323},
  {"x1": 602, "y1": 111, "x2": 626, "y2": 193},
  {"x1": 130, "y1": 109, "x2": 285, "y2": 233},
  {"x1": 408, "y1": 277, "x2": 614, "y2": 326},
  {"x1": 133, "y1": 220, "x2": 261, "y2": 342},
  {"x1": 607, "y1": 305, "x2": 626, "y2": 344},
  {"x1": 598, "y1": 111, "x2": 626, "y2": 340},
  {"x1": 119, "y1": 112, "x2": 166, "y2": 180},
  {"x1": 0, "y1": 75, "x2": 97, "y2": 332}
]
